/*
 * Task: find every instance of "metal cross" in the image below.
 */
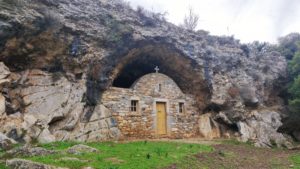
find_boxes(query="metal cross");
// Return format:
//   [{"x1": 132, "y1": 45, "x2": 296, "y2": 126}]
[{"x1": 154, "y1": 66, "x2": 159, "y2": 73}]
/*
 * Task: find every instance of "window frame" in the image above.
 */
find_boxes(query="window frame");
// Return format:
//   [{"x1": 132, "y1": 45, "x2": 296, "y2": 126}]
[
  {"x1": 179, "y1": 102, "x2": 185, "y2": 113},
  {"x1": 130, "y1": 100, "x2": 139, "y2": 112},
  {"x1": 158, "y1": 83, "x2": 162, "y2": 92}
]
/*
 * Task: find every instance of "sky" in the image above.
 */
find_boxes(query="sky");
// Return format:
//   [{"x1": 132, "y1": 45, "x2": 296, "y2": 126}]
[{"x1": 127, "y1": 0, "x2": 300, "y2": 43}]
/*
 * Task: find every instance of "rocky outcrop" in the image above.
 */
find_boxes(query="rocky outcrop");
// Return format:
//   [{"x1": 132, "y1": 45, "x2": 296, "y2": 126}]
[
  {"x1": 0, "y1": 132, "x2": 17, "y2": 150},
  {"x1": 237, "y1": 110, "x2": 289, "y2": 147},
  {"x1": 198, "y1": 113, "x2": 221, "y2": 139},
  {"x1": 2, "y1": 68, "x2": 120, "y2": 143},
  {"x1": 7, "y1": 146, "x2": 56, "y2": 157},
  {"x1": 6, "y1": 158, "x2": 67, "y2": 169},
  {"x1": 0, "y1": 0, "x2": 291, "y2": 147},
  {"x1": 66, "y1": 144, "x2": 99, "y2": 155}
]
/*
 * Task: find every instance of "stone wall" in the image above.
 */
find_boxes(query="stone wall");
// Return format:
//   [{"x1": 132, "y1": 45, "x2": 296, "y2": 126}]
[{"x1": 102, "y1": 73, "x2": 199, "y2": 139}]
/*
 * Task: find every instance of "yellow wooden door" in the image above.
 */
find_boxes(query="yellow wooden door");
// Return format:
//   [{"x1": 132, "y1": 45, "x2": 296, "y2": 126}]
[{"x1": 156, "y1": 102, "x2": 167, "y2": 135}]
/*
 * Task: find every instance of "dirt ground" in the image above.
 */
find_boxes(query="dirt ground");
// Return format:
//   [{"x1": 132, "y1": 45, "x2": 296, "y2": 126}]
[{"x1": 165, "y1": 142, "x2": 298, "y2": 169}]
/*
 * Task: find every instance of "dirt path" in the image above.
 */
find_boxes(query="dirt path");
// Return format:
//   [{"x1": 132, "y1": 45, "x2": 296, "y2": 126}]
[
  {"x1": 118, "y1": 138, "x2": 223, "y2": 145},
  {"x1": 165, "y1": 143, "x2": 297, "y2": 169}
]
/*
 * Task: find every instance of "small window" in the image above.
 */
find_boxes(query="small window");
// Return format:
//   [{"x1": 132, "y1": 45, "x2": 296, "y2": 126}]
[
  {"x1": 158, "y1": 84, "x2": 162, "y2": 92},
  {"x1": 130, "y1": 100, "x2": 138, "y2": 112},
  {"x1": 179, "y1": 102, "x2": 185, "y2": 113}
]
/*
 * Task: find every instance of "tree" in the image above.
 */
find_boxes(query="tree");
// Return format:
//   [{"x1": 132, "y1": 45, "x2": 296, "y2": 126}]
[
  {"x1": 182, "y1": 7, "x2": 199, "y2": 31},
  {"x1": 288, "y1": 51, "x2": 300, "y2": 113},
  {"x1": 288, "y1": 76, "x2": 300, "y2": 113},
  {"x1": 278, "y1": 33, "x2": 300, "y2": 60},
  {"x1": 289, "y1": 51, "x2": 300, "y2": 76}
]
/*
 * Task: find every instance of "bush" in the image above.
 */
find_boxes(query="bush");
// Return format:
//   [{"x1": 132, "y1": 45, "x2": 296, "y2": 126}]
[
  {"x1": 278, "y1": 33, "x2": 300, "y2": 60},
  {"x1": 136, "y1": 6, "x2": 167, "y2": 26},
  {"x1": 115, "y1": 0, "x2": 131, "y2": 9},
  {"x1": 289, "y1": 52, "x2": 300, "y2": 76},
  {"x1": 240, "y1": 44, "x2": 250, "y2": 57},
  {"x1": 182, "y1": 7, "x2": 199, "y2": 31},
  {"x1": 2, "y1": 0, "x2": 23, "y2": 6},
  {"x1": 288, "y1": 75, "x2": 300, "y2": 113},
  {"x1": 287, "y1": 44, "x2": 300, "y2": 112}
]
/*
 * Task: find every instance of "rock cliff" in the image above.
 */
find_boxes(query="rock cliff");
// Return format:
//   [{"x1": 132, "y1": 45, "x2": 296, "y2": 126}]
[{"x1": 0, "y1": 0, "x2": 291, "y2": 147}]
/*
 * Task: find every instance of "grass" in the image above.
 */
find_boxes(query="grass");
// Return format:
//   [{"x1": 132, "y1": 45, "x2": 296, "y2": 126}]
[
  {"x1": 0, "y1": 163, "x2": 7, "y2": 169},
  {"x1": 291, "y1": 154, "x2": 300, "y2": 169},
  {"x1": 221, "y1": 139, "x2": 253, "y2": 146},
  {"x1": 1, "y1": 140, "x2": 298, "y2": 169},
  {"x1": 21, "y1": 141, "x2": 212, "y2": 169}
]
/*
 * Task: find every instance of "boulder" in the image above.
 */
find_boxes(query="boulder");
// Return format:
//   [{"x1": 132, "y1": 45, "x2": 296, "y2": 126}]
[
  {"x1": 60, "y1": 157, "x2": 89, "y2": 163},
  {"x1": 38, "y1": 129, "x2": 56, "y2": 144},
  {"x1": 0, "y1": 62, "x2": 10, "y2": 83},
  {"x1": 0, "y1": 93, "x2": 5, "y2": 115},
  {"x1": 67, "y1": 144, "x2": 99, "y2": 155},
  {"x1": 0, "y1": 132, "x2": 16, "y2": 150},
  {"x1": 239, "y1": 84, "x2": 259, "y2": 107},
  {"x1": 237, "y1": 122, "x2": 255, "y2": 142},
  {"x1": 237, "y1": 110, "x2": 289, "y2": 147},
  {"x1": 6, "y1": 158, "x2": 67, "y2": 169},
  {"x1": 198, "y1": 113, "x2": 221, "y2": 139},
  {"x1": 7, "y1": 146, "x2": 56, "y2": 157}
]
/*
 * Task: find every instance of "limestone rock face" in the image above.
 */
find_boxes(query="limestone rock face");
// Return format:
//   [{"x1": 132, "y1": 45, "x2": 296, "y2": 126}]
[
  {"x1": 0, "y1": 62, "x2": 10, "y2": 85},
  {"x1": 0, "y1": 68, "x2": 120, "y2": 143},
  {"x1": 0, "y1": 0, "x2": 290, "y2": 147},
  {"x1": 237, "y1": 110, "x2": 289, "y2": 147},
  {"x1": 0, "y1": 62, "x2": 9, "y2": 116}
]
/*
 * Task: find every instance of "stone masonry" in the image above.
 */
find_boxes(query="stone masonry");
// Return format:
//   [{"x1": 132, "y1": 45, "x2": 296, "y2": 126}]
[{"x1": 102, "y1": 73, "x2": 199, "y2": 139}]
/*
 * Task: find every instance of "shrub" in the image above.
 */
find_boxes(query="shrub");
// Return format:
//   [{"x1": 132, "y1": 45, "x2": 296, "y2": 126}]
[
  {"x1": 115, "y1": 0, "x2": 131, "y2": 9},
  {"x1": 240, "y1": 44, "x2": 250, "y2": 57},
  {"x1": 288, "y1": 74, "x2": 300, "y2": 113},
  {"x1": 136, "y1": 6, "x2": 167, "y2": 26},
  {"x1": 287, "y1": 47, "x2": 300, "y2": 113},
  {"x1": 289, "y1": 51, "x2": 300, "y2": 76},
  {"x1": 2, "y1": 0, "x2": 23, "y2": 6},
  {"x1": 278, "y1": 33, "x2": 300, "y2": 60},
  {"x1": 182, "y1": 7, "x2": 199, "y2": 31}
]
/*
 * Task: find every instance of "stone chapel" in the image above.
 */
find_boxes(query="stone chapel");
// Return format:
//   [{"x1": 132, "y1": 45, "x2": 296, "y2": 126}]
[{"x1": 101, "y1": 68, "x2": 201, "y2": 139}]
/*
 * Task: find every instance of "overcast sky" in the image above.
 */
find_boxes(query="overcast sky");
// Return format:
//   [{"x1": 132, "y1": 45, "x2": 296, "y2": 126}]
[{"x1": 127, "y1": 0, "x2": 300, "y2": 43}]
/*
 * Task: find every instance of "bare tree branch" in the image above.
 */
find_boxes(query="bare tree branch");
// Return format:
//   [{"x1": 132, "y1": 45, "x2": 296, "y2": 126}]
[{"x1": 182, "y1": 7, "x2": 199, "y2": 31}]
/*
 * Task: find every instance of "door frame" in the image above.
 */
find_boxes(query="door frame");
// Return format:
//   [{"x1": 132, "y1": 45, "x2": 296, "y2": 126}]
[{"x1": 153, "y1": 98, "x2": 170, "y2": 136}]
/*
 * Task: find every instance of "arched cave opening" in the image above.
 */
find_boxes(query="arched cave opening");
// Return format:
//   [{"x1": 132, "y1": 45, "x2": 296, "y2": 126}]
[
  {"x1": 100, "y1": 43, "x2": 212, "y2": 111},
  {"x1": 112, "y1": 55, "x2": 161, "y2": 88}
]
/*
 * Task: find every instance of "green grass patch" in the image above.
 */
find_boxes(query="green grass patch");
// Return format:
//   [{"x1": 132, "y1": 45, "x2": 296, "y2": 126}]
[
  {"x1": 24, "y1": 141, "x2": 212, "y2": 169},
  {"x1": 222, "y1": 139, "x2": 253, "y2": 146},
  {"x1": 0, "y1": 149, "x2": 4, "y2": 157},
  {"x1": 0, "y1": 162, "x2": 7, "y2": 169},
  {"x1": 38, "y1": 141, "x2": 80, "y2": 150},
  {"x1": 290, "y1": 154, "x2": 300, "y2": 169}
]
